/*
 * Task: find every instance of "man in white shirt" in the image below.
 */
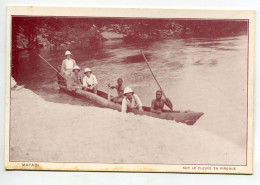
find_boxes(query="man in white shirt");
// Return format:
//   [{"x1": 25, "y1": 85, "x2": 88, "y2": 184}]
[
  {"x1": 82, "y1": 68, "x2": 98, "y2": 94},
  {"x1": 61, "y1": 51, "x2": 76, "y2": 79},
  {"x1": 121, "y1": 87, "x2": 143, "y2": 113}
]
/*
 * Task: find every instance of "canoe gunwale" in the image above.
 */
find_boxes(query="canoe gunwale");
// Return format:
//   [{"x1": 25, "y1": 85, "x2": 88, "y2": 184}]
[{"x1": 58, "y1": 85, "x2": 204, "y2": 125}]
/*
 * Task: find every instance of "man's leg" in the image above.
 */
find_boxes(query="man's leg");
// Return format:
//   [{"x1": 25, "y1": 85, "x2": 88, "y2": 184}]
[{"x1": 93, "y1": 85, "x2": 98, "y2": 94}]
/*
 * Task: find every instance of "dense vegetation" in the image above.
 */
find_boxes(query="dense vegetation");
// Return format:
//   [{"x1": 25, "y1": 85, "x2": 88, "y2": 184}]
[{"x1": 12, "y1": 17, "x2": 247, "y2": 51}]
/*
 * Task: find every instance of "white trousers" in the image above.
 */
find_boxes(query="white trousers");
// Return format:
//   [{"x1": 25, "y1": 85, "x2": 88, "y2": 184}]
[{"x1": 62, "y1": 69, "x2": 73, "y2": 80}]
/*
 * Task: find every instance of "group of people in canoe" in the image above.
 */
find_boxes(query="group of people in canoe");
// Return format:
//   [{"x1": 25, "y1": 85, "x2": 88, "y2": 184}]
[
  {"x1": 57, "y1": 51, "x2": 98, "y2": 94},
  {"x1": 57, "y1": 50, "x2": 173, "y2": 114}
]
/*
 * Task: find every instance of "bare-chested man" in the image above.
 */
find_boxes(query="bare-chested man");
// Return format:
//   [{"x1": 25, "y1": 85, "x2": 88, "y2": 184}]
[
  {"x1": 108, "y1": 78, "x2": 124, "y2": 103},
  {"x1": 151, "y1": 90, "x2": 173, "y2": 114}
]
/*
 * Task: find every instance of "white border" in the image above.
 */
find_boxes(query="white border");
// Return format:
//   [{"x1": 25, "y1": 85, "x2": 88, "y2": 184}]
[
  {"x1": 4, "y1": 6, "x2": 255, "y2": 174},
  {"x1": 1, "y1": 1, "x2": 259, "y2": 184}
]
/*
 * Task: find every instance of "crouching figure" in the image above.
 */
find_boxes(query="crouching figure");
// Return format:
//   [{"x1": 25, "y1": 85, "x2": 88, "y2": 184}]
[{"x1": 121, "y1": 87, "x2": 143, "y2": 113}]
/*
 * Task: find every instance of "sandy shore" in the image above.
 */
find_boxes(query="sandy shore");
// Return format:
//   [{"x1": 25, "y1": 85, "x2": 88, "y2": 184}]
[{"x1": 9, "y1": 88, "x2": 245, "y2": 165}]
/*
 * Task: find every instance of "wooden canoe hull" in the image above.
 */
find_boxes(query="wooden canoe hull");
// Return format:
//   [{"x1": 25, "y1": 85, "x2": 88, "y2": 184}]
[
  {"x1": 59, "y1": 85, "x2": 122, "y2": 111},
  {"x1": 59, "y1": 85, "x2": 204, "y2": 125}
]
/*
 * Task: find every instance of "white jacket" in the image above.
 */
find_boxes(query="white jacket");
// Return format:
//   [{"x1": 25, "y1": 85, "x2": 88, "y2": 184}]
[
  {"x1": 82, "y1": 74, "x2": 98, "y2": 87},
  {"x1": 62, "y1": 58, "x2": 76, "y2": 72},
  {"x1": 121, "y1": 94, "x2": 143, "y2": 113}
]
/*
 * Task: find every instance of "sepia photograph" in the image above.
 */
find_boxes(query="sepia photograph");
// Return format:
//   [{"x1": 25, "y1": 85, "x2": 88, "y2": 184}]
[{"x1": 5, "y1": 7, "x2": 255, "y2": 173}]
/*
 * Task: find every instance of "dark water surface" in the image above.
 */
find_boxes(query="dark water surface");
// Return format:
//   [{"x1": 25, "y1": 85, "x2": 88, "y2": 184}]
[{"x1": 12, "y1": 35, "x2": 248, "y2": 147}]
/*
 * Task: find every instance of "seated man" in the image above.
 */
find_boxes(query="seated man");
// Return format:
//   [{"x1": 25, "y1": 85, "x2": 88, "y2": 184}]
[
  {"x1": 108, "y1": 78, "x2": 124, "y2": 103},
  {"x1": 67, "y1": 65, "x2": 82, "y2": 90},
  {"x1": 82, "y1": 68, "x2": 98, "y2": 94},
  {"x1": 121, "y1": 87, "x2": 143, "y2": 113},
  {"x1": 151, "y1": 90, "x2": 173, "y2": 114}
]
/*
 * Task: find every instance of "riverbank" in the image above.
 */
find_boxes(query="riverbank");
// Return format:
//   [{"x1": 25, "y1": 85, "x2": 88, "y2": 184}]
[
  {"x1": 12, "y1": 17, "x2": 247, "y2": 51},
  {"x1": 9, "y1": 88, "x2": 245, "y2": 165}
]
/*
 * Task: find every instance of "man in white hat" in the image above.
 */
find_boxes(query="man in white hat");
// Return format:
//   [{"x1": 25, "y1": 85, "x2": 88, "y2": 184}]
[
  {"x1": 82, "y1": 68, "x2": 98, "y2": 94},
  {"x1": 67, "y1": 65, "x2": 82, "y2": 90},
  {"x1": 61, "y1": 50, "x2": 76, "y2": 79},
  {"x1": 121, "y1": 87, "x2": 143, "y2": 113}
]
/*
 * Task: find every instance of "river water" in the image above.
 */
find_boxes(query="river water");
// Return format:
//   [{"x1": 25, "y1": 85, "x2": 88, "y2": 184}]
[{"x1": 13, "y1": 34, "x2": 248, "y2": 148}]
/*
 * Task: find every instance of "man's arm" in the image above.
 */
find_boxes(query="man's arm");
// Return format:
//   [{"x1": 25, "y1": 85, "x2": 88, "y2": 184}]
[
  {"x1": 108, "y1": 84, "x2": 116, "y2": 89},
  {"x1": 93, "y1": 75, "x2": 98, "y2": 86},
  {"x1": 82, "y1": 76, "x2": 87, "y2": 87},
  {"x1": 61, "y1": 60, "x2": 66, "y2": 72},
  {"x1": 164, "y1": 98, "x2": 173, "y2": 110},
  {"x1": 82, "y1": 77, "x2": 91, "y2": 90},
  {"x1": 73, "y1": 59, "x2": 76, "y2": 67},
  {"x1": 134, "y1": 94, "x2": 143, "y2": 111}
]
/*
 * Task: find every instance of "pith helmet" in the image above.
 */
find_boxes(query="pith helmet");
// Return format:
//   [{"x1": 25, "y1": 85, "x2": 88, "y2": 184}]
[
  {"x1": 124, "y1": 87, "x2": 134, "y2": 94},
  {"x1": 84, "y1": 68, "x2": 92, "y2": 73},
  {"x1": 73, "y1": 65, "x2": 80, "y2": 71},
  {"x1": 65, "y1": 51, "x2": 72, "y2": 56}
]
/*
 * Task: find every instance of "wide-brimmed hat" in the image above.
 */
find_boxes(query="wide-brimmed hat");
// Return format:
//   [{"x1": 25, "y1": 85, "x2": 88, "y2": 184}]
[
  {"x1": 73, "y1": 65, "x2": 80, "y2": 72},
  {"x1": 65, "y1": 51, "x2": 72, "y2": 56},
  {"x1": 84, "y1": 68, "x2": 92, "y2": 73},
  {"x1": 124, "y1": 87, "x2": 134, "y2": 95}
]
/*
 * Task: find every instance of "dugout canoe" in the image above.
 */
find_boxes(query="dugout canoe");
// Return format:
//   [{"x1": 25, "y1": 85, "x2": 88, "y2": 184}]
[{"x1": 59, "y1": 85, "x2": 204, "y2": 125}]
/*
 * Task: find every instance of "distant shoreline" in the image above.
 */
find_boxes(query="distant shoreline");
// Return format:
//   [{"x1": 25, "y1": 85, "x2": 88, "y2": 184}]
[{"x1": 12, "y1": 17, "x2": 247, "y2": 51}]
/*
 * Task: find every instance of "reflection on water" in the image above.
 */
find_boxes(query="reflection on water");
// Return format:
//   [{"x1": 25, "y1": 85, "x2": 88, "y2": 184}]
[{"x1": 12, "y1": 35, "x2": 248, "y2": 147}]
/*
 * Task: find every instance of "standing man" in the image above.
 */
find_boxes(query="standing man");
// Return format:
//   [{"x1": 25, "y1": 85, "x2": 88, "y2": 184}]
[
  {"x1": 82, "y1": 68, "x2": 98, "y2": 94},
  {"x1": 121, "y1": 87, "x2": 143, "y2": 113},
  {"x1": 61, "y1": 50, "x2": 76, "y2": 79},
  {"x1": 108, "y1": 77, "x2": 124, "y2": 103},
  {"x1": 151, "y1": 90, "x2": 173, "y2": 114}
]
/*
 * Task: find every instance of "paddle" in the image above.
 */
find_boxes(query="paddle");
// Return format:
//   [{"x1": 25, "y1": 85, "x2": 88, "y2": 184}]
[{"x1": 140, "y1": 49, "x2": 173, "y2": 110}]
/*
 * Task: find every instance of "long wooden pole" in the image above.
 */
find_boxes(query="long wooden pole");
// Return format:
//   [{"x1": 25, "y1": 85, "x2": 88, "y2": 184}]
[
  {"x1": 38, "y1": 54, "x2": 66, "y2": 80},
  {"x1": 140, "y1": 49, "x2": 172, "y2": 110},
  {"x1": 140, "y1": 50, "x2": 166, "y2": 97}
]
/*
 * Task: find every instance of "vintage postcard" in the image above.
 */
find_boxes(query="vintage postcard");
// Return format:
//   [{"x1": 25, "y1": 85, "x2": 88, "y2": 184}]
[{"x1": 5, "y1": 6, "x2": 255, "y2": 174}]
